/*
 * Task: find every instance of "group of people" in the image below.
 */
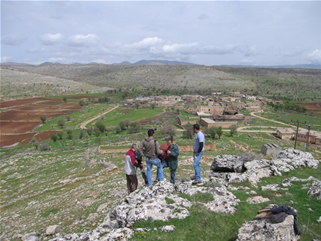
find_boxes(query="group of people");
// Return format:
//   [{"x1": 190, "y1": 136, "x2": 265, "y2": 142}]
[{"x1": 124, "y1": 124, "x2": 205, "y2": 194}]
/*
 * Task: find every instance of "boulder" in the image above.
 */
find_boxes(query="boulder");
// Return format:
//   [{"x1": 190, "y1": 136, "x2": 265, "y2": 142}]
[
  {"x1": 246, "y1": 196, "x2": 270, "y2": 204},
  {"x1": 46, "y1": 225, "x2": 60, "y2": 236},
  {"x1": 307, "y1": 181, "x2": 321, "y2": 200},
  {"x1": 160, "y1": 225, "x2": 176, "y2": 232},
  {"x1": 236, "y1": 215, "x2": 300, "y2": 241}
]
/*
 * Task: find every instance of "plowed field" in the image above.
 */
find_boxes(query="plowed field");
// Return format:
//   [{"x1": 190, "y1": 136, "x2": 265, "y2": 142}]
[{"x1": 297, "y1": 102, "x2": 321, "y2": 114}]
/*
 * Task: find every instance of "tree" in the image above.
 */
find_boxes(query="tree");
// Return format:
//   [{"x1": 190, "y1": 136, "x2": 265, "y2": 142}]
[
  {"x1": 79, "y1": 100, "x2": 85, "y2": 106},
  {"x1": 122, "y1": 92, "x2": 128, "y2": 100},
  {"x1": 114, "y1": 126, "x2": 121, "y2": 134},
  {"x1": 50, "y1": 133, "x2": 58, "y2": 142},
  {"x1": 29, "y1": 137, "x2": 39, "y2": 150},
  {"x1": 209, "y1": 127, "x2": 216, "y2": 139},
  {"x1": 95, "y1": 120, "x2": 105, "y2": 133},
  {"x1": 57, "y1": 131, "x2": 64, "y2": 140},
  {"x1": 58, "y1": 119, "x2": 65, "y2": 128},
  {"x1": 40, "y1": 116, "x2": 46, "y2": 124},
  {"x1": 128, "y1": 122, "x2": 141, "y2": 134},
  {"x1": 161, "y1": 125, "x2": 177, "y2": 137},
  {"x1": 230, "y1": 124, "x2": 238, "y2": 137},
  {"x1": 94, "y1": 127, "x2": 101, "y2": 137},
  {"x1": 87, "y1": 127, "x2": 93, "y2": 136},
  {"x1": 215, "y1": 126, "x2": 223, "y2": 139},
  {"x1": 135, "y1": 102, "x2": 140, "y2": 109},
  {"x1": 66, "y1": 115, "x2": 71, "y2": 121},
  {"x1": 119, "y1": 121, "x2": 126, "y2": 130},
  {"x1": 124, "y1": 119, "x2": 131, "y2": 127},
  {"x1": 79, "y1": 130, "x2": 84, "y2": 139},
  {"x1": 63, "y1": 97, "x2": 67, "y2": 102},
  {"x1": 150, "y1": 103, "x2": 156, "y2": 109},
  {"x1": 183, "y1": 123, "x2": 193, "y2": 139}
]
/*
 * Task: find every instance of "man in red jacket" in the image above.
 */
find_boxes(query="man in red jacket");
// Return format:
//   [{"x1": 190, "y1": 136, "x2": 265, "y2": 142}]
[{"x1": 125, "y1": 144, "x2": 143, "y2": 194}]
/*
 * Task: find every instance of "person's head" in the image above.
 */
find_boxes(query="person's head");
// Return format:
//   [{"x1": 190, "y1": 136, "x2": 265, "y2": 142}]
[
  {"x1": 166, "y1": 137, "x2": 173, "y2": 146},
  {"x1": 193, "y1": 124, "x2": 200, "y2": 133},
  {"x1": 131, "y1": 143, "x2": 137, "y2": 151},
  {"x1": 148, "y1": 129, "x2": 154, "y2": 137}
]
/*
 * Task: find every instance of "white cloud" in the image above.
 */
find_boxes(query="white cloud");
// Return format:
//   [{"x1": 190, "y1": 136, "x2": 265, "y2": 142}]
[
  {"x1": 123, "y1": 37, "x2": 164, "y2": 50},
  {"x1": 1, "y1": 56, "x2": 13, "y2": 63},
  {"x1": 47, "y1": 57, "x2": 66, "y2": 63},
  {"x1": 68, "y1": 34, "x2": 99, "y2": 47},
  {"x1": 308, "y1": 49, "x2": 321, "y2": 64},
  {"x1": 1, "y1": 34, "x2": 27, "y2": 46},
  {"x1": 41, "y1": 33, "x2": 63, "y2": 45}
]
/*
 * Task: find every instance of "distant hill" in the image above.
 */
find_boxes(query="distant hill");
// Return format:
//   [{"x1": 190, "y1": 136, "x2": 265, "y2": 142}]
[
  {"x1": 112, "y1": 59, "x2": 199, "y2": 66},
  {"x1": 1, "y1": 62, "x2": 33, "y2": 66}
]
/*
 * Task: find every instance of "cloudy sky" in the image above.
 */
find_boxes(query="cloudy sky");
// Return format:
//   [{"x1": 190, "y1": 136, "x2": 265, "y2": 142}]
[{"x1": 1, "y1": 0, "x2": 321, "y2": 66}]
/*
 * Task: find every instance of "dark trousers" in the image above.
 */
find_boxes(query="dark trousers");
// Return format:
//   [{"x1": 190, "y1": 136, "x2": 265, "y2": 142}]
[{"x1": 126, "y1": 174, "x2": 138, "y2": 194}]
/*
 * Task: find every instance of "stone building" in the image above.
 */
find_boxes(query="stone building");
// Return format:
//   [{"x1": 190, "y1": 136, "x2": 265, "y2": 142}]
[
  {"x1": 276, "y1": 128, "x2": 295, "y2": 140},
  {"x1": 260, "y1": 143, "x2": 282, "y2": 156}
]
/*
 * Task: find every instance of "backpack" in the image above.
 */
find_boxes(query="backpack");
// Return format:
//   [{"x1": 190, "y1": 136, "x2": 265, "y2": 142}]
[{"x1": 270, "y1": 212, "x2": 288, "y2": 223}]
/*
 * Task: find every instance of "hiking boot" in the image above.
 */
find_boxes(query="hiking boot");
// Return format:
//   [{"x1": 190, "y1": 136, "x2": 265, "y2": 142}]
[
  {"x1": 153, "y1": 179, "x2": 159, "y2": 184},
  {"x1": 192, "y1": 180, "x2": 202, "y2": 185},
  {"x1": 190, "y1": 176, "x2": 195, "y2": 180}
]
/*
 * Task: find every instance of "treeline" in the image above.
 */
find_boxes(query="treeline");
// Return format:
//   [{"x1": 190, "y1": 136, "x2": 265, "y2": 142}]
[{"x1": 267, "y1": 102, "x2": 307, "y2": 112}]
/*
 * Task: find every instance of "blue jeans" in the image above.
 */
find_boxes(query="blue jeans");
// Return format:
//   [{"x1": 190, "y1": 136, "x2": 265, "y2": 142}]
[
  {"x1": 193, "y1": 151, "x2": 204, "y2": 181},
  {"x1": 162, "y1": 161, "x2": 176, "y2": 184},
  {"x1": 146, "y1": 158, "x2": 164, "y2": 187}
]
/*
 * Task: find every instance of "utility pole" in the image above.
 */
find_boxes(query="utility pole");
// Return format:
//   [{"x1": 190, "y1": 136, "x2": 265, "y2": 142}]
[
  {"x1": 294, "y1": 120, "x2": 299, "y2": 150},
  {"x1": 306, "y1": 125, "x2": 311, "y2": 149}
]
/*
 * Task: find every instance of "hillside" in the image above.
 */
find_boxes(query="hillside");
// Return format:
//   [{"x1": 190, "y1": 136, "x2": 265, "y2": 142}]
[{"x1": 8, "y1": 65, "x2": 321, "y2": 98}]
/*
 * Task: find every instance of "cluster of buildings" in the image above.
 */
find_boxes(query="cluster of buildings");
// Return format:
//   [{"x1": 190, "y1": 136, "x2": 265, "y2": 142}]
[{"x1": 277, "y1": 127, "x2": 321, "y2": 146}]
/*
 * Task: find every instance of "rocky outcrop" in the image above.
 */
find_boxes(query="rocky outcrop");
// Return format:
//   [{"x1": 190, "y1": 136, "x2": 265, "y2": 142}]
[
  {"x1": 50, "y1": 180, "x2": 240, "y2": 241},
  {"x1": 236, "y1": 215, "x2": 300, "y2": 241},
  {"x1": 210, "y1": 148, "x2": 319, "y2": 187},
  {"x1": 307, "y1": 181, "x2": 321, "y2": 200}
]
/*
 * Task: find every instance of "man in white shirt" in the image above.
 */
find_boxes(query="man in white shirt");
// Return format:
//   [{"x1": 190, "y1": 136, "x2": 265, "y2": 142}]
[{"x1": 192, "y1": 124, "x2": 205, "y2": 185}]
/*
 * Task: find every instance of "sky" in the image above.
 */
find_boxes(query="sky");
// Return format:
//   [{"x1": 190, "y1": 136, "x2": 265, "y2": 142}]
[{"x1": 1, "y1": 0, "x2": 321, "y2": 66}]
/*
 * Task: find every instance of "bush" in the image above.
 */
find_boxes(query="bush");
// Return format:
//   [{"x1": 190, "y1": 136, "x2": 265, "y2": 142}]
[
  {"x1": 87, "y1": 127, "x2": 93, "y2": 136},
  {"x1": 39, "y1": 143, "x2": 50, "y2": 151},
  {"x1": 114, "y1": 126, "x2": 121, "y2": 134},
  {"x1": 79, "y1": 130, "x2": 84, "y2": 139},
  {"x1": 57, "y1": 131, "x2": 64, "y2": 140},
  {"x1": 161, "y1": 125, "x2": 177, "y2": 137},
  {"x1": 94, "y1": 127, "x2": 101, "y2": 137},
  {"x1": 215, "y1": 126, "x2": 223, "y2": 139},
  {"x1": 50, "y1": 133, "x2": 58, "y2": 142},
  {"x1": 67, "y1": 133, "x2": 73, "y2": 140},
  {"x1": 29, "y1": 137, "x2": 39, "y2": 149},
  {"x1": 95, "y1": 120, "x2": 105, "y2": 133},
  {"x1": 40, "y1": 116, "x2": 46, "y2": 124},
  {"x1": 66, "y1": 115, "x2": 71, "y2": 121},
  {"x1": 183, "y1": 123, "x2": 193, "y2": 139},
  {"x1": 119, "y1": 121, "x2": 126, "y2": 130},
  {"x1": 124, "y1": 119, "x2": 131, "y2": 127},
  {"x1": 79, "y1": 100, "x2": 85, "y2": 106},
  {"x1": 58, "y1": 119, "x2": 65, "y2": 128},
  {"x1": 230, "y1": 124, "x2": 238, "y2": 137},
  {"x1": 63, "y1": 97, "x2": 67, "y2": 102},
  {"x1": 128, "y1": 122, "x2": 141, "y2": 134}
]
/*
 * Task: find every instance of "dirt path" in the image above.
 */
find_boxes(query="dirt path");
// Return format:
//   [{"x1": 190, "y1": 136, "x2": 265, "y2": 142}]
[
  {"x1": 250, "y1": 112, "x2": 296, "y2": 127},
  {"x1": 79, "y1": 105, "x2": 119, "y2": 129}
]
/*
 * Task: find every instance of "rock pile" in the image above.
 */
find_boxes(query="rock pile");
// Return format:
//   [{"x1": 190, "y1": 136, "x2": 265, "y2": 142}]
[
  {"x1": 210, "y1": 148, "x2": 319, "y2": 187},
  {"x1": 49, "y1": 179, "x2": 240, "y2": 241}
]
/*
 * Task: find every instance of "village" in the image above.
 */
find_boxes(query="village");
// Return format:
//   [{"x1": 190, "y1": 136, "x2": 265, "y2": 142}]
[{"x1": 124, "y1": 91, "x2": 321, "y2": 148}]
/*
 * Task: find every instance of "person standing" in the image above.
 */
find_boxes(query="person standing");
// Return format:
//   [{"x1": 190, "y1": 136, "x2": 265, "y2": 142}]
[
  {"x1": 166, "y1": 137, "x2": 179, "y2": 184},
  {"x1": 192, "y1": 124, "x2": 205, "y2": 184},
  {"x1": 138, "y1": 129, "x2": 164, "y2": 187},
  {"x1": 124, "y1": 144, "x2": 142, "y2": 194}
]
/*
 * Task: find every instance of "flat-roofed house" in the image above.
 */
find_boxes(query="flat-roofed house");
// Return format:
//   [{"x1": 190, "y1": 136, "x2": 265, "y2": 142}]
[{"x1": 276, "y1": 128, "x2": 295, "y2": 140}]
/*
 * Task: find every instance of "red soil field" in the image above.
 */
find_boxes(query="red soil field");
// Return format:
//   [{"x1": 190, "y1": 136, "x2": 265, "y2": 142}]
[
  {"x1": 0, "y1": 98, "x2": 61, "y2": 108},
  {"x1": 297, "y1": 102, "x2": 321, "y2": 114},
  {"x1": 0, "y1": 122, "x2": 40, "y2": 134},
  {"x1": 0, "y1": 133, "x2": 36, "y2": 147},
  {"x1": 0, "y1": 97, "x2": 83, "y2": 148}
]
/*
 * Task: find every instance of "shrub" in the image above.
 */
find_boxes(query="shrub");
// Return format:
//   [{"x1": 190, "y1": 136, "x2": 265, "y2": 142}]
[
  {"x1": 79, "y1": 100, "x2": 85, "y2": 106},
  {"x1": 124, "y1": 119, "x2": 131, "y2": 127},
  {"x1": 67, "y1": 133, "x2": 73, "y2": 140},
  {"x1": 50, "y1": 133, "x2": 58, "y2": 142},
  {"x1": 119, "y1": 121, "x2": 126, "y2": 130},
  {"x1": 161, "y1": 125, "x2": 177, "y2": 137},
  {"x1": 95, "y1": 120, "x2": 105, "y2": 133},
  {"x1": 215, "y1": 126, "x2": 223, "y2": 139},
  {"x1": 63, "y1": 97, "x2": 67, "y2": 102},
  {"x1": 94, "y1": 127, "x2": 101, "y2": 137},
  {"x1": 39, "y1": 143, "x2": 50, "y2": 151},
  {"x1": 66, "y1": 115, "x2": 71, "y2": 121},
  {"x1": 79, "y1": 130, "x2": 84, "y2": 139},
  {"x1": 29, "y1": 137, "x2": 39, "y2": 150},
  {"x1": 230, "y1": 124, "x2": 238, "y2": 137},
  {"x1": 40, "y1": 116, "x2": 46, "y2": 124},
  {"x1": 87, "y1": 127, "x2": 93, "y2": 136},
  {"x1": 114, "y1": 126, "x2": 121, "y2": 134},
  {"x1": 57, "y1": 131, "x2": 64, "y2": 140},
  {"x1": 183, "y1": 123, "x2": 193, "y2": 139},
  {"x1": 58, "y1": 119, "x2": 65, "y2": 128}
]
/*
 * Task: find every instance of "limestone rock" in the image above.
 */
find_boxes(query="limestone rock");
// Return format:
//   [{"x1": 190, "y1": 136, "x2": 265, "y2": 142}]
[
  {"x1": 307, "y1": 181, "x2": 321, "y2": 200},
  {"x1": 246, "y1": 196, "x2": 270, "y2": 204},
  {"x1": 46, "y1": 225, "x2": 60, "y2": 236},
  {"x1": 236, "y1": 215, "x2": 300, "y2": 241},
  {"x1": 261, "y1": 184, "x2": 280, "y2": 191},
  {"x1": 160, "y1": 225, "x2": 176, "y2": 232},
  {"x1": 100, "y1": 228, "x2": 134, "y2": 241},
  {"x1": 87, "y1": 213, "x2": 99, "y2": 222}
]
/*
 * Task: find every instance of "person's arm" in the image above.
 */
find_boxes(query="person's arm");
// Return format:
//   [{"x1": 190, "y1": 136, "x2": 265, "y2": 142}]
[
  {"x1": 155, "y1": 141, "x2": 162, "y2": 155},
  {"x1": 138, "y1": 141, "x2": 144, "y2": 157},
  {"x1": 169, "y1": 144, "x2": 179, "y2": 157},
  {"x1": 197, "y1": 142, "x2": 203, "y2": 154},
  {"x1": 130, "y1": 151, "x2": 142, "y2": 167}
]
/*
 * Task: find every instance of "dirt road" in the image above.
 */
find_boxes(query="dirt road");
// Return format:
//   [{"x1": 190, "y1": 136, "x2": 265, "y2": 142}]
[{"x1": 79, "y1": 105, "x2": 119, "y2": 129}]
